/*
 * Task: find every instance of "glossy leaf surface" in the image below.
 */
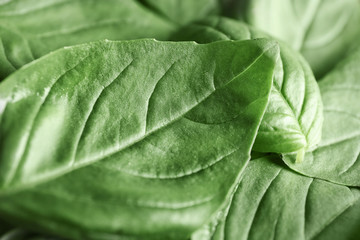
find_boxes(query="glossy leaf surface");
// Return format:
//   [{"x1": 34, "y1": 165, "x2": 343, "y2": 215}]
[
  {"x1": 0, "y1": 39, "x2": 278, "y2": 239},
  {"x1": 283, "y1": 47, "x2": 360, "y2": 186},
  {"x1": 232, "y1": 0, "x2": 360, "y2": 77},
  {"x1": 171, "y1": 17, "x2": 323, "y2": 155}
]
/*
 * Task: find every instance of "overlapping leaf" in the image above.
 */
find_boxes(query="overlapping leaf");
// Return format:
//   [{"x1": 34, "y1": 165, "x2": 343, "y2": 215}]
[
  {"x1": 229, "y1": 0, "x2": 360, "y2": 77},
  {"x1": 0, "y1": 2, "x2": 358, "y2": 239},
  {"x1": 193, "y1": 156, "x2": 360, "y2": 240},
  {"x1": 171, "y1": 17, "x2": 323, "y2": 156},
  {"x1": 0, "y1": 39, "x2": 278, "y2": 239},
  {"x1": 283, "y1": 47, "x2": 360, "y2": 186},
  {"x1": 0, "y1": 0, "x2": 176, "y2": 80}
]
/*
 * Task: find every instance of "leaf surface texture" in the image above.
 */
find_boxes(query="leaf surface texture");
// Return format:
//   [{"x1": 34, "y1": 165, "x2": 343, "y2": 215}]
[
  {"x1": 0, "y1": 39, "x2": 278, "y2": 239},
  {"x1": 283, "y1": 47, "x2": 360, "y2": 186}
]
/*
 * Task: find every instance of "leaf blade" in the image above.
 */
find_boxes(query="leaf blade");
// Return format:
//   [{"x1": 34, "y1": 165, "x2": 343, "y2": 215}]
[{"x1": 0, "y1": 39, "x2": 278, "y2": 239}]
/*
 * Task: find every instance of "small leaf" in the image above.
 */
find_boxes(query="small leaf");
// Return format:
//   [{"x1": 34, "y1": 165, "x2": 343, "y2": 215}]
[{"x1": 283, "y1": 47, "x2": 360, "y2": 186}]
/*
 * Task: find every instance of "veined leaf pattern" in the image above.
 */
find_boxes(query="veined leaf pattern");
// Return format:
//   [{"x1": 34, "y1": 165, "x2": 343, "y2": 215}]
[
  {"x1": 171, "y1": 17, "x2": 323, "y2": 156},
  {"x1": 0, "y1": 39, "x2": 278, "y2": 239},
  {"x1": 283, "y1": 47, "x2": 360, "y2": 186},
  {"x1": 192, "y1": 156, "x2": 360, "y2": 240}
]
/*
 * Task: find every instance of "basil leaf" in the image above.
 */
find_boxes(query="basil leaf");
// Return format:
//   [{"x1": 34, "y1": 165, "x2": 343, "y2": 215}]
[
  {"x1": 195, "y1": 156, "x2": 360, "y2": 240},
  {"x1": 0, "y1": 39, "x2": 278, "y2": 239},
  {"x1": 283, "y1": 47, "x2": 360, "y2": 186},
  {"x1": 0, "y1": 0, "x2": 176, "y2": 80},
  {"x1": 230, "y1": 0, "x2": 360, "y2": 77},
  {"x1": 138, "y1": 0, "x2": 220, "y2": 25},
  {"x1": 171, "y1": 17, "x2": 323, "y2": 156}
]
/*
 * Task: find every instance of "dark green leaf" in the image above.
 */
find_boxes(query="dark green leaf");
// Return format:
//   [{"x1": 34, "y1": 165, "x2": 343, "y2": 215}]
[{"x1": 0, "y1": 39, "x2": 278, "y2": 239}]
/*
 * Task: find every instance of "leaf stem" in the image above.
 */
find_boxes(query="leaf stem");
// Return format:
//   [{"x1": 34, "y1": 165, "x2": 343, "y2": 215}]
[{"x1": 296, "y1": 148, "x2": 306, "y2": 163}]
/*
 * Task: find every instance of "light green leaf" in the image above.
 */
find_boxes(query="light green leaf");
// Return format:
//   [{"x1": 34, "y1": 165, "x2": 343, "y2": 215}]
[
  {"x1": 196, "y1": 156, "x2": 360, "y2": 240},
  {"x1": 0, "y1": 0, "x2": 176, "y2": 80},
  {"x1": 0, "y1": 39, "x2": 278, "y2": 239},
  {"x1": 232, "y1": 0, "x2": 360, "y2": 77},
  {"x1": 138, "y1": 0, "x2": 220, "y2": 25},
  {"x1": 171, "y1": 17, "x2": 323, "y2": 156},
  {"x1": 283, "y1": 47, "x2": 360, "y2": 186}
]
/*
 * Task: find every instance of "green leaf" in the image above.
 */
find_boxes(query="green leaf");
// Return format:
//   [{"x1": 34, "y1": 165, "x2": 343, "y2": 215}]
[
  {"x1": 196, "y1": 156, "x2": 360, "y2": 240},
  {"x1": 0, "y1": 39, "x2": 278, "y2": 239},
  {"x1": 231, "y1": 0, "x2": 360, "y2": 77},
  {"x1": 0, "y1": 0, "x2": 176, "y2": 80},
  {"x1": 171, "y1": 17, "x2": 323, "y2": 156},
  {"x1": 283, "y1": 47, "x2": 360, "y2": 186},
  {"x1": 138, "y1": 0, "x2": 220, "y2": 25}
]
